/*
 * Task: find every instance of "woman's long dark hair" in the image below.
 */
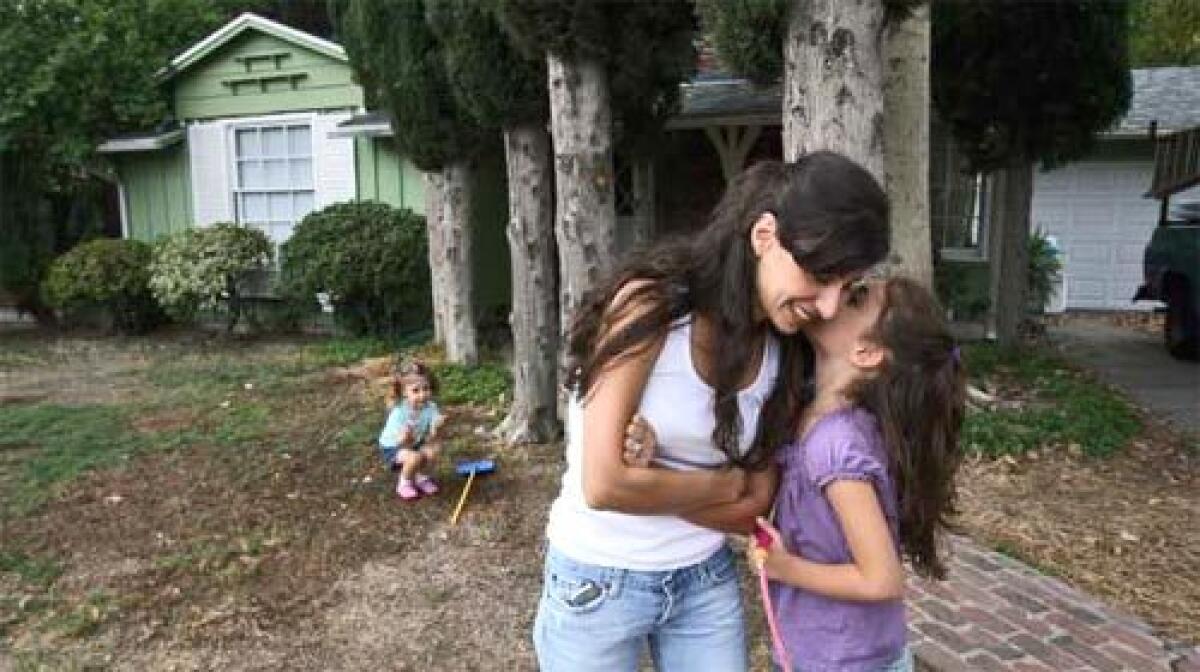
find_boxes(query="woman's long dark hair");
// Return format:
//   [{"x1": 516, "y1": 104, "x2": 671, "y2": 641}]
[
  {"x1": 848, "y1": 278, "x2": 965, "y2": 579},
  {"x1": 565, "y1": 152, "x2": 891, "y2": 468}
]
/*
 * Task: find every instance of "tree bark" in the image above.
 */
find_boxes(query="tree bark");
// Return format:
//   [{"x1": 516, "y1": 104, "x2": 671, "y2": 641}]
[
  {"x1": 986, "y1": 161, "x2": 1034, "y2": 347},
  {"x1": 439, "y1": 160, "x2": 478, "y2": 364},
  {"x1": 546, "y1": 52, "x2": 618, "y2": 335},
  {"x1": 783, "y1": 0, "x2": 887, "y2": 185},
  {"x1": 496, "y1": 123, "x2": 560, "y2": 444},
  {"x1": 423, "y1": 171, "x2": 447, "y2": 346},
  {"x1": 883, "y1": 4, "x2": 932, "y2": 288}
]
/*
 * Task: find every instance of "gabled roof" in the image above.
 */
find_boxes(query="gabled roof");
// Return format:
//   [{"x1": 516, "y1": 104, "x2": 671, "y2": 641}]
[
  {"x1": 1117, "y1": 67, "x2": 1200, "y2": 135},
  {"x1": 155, "y1": 12, "x2": 346, "y2": 81}
]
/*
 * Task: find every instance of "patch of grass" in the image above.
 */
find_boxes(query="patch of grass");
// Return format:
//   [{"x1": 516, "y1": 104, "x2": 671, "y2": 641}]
[
  {"x1": 0, "y1": 404, "x2": 143, "y2": 515},
  {"x1": 963, "y1": 344, "x2": 1140, "y2": 458},
  {"x1": 0, "y1": 551, "x2": 63, "y2": 587},
  {"x1": 434, "y1": 361, "x2": 512, "y2": 408},
  {"x1": 41, "y1": 591, "x2": 116, "y2": 639},
  {"x1": 305, "y1": 337, "x2": 394, "y2": 367}
]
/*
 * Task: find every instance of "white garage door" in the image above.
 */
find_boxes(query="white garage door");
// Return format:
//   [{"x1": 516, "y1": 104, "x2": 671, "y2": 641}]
[{"x1": 1031, "y1": 161, "x2": 1160, "y2": 310}]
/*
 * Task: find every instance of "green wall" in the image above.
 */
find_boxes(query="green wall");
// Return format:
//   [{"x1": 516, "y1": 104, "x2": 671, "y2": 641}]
[
  {"x1": 354, "y1": 136, "x2": 426, "y2": 213},
  {"x1": 173, "y1": 32, "x2": 362, "y2": 121},
  {"x1": 355, "y1": 136, "x2": 511, "y2": 316},
  {"x1": 115, "y1": 143, "x2": 193, "y2": 242}
]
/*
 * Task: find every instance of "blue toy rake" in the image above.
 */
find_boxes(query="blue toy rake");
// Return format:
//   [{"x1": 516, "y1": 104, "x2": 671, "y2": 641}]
[{"x1": 450, "y1": 458, "x2": 496, "y2": 525}]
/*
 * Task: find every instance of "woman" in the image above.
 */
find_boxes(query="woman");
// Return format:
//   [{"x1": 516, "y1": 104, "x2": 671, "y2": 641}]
[{"x1": 533, "y1": 153, "x2": 891, "y2": 672}]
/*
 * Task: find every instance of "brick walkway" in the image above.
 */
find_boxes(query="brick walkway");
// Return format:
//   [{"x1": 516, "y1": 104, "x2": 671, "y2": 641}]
[{"x1": 907, "y1": 535, "x2": 1200, "y2": 672}]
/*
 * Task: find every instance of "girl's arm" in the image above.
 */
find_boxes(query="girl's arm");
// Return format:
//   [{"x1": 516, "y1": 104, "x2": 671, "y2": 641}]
[
  {"x1": 755, "y1": 480, "x2": 905, "y2": 602},
  {"x1": 580, "y1": 285, "x2": 746, "y2": 515},
  {"x1": 681, "y1": 464, "x2": 778, "y2": 534}
]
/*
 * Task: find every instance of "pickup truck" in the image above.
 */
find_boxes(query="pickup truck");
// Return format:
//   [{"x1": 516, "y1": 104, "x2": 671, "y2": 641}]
[{"x1": 1135, "y1": 203, "x2": 1200, "y2": 360}]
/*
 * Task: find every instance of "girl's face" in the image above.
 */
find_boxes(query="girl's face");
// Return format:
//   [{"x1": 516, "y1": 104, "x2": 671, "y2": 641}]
[
  {"x1": 805, "y1": 279, "x2": 888, "y2": 359},
  {"x1": 751, "y1": 214, "x2": 862, "y2": 335},
  {"x1": 402, "y1": 376, "x2": 432, "y2": 409}
]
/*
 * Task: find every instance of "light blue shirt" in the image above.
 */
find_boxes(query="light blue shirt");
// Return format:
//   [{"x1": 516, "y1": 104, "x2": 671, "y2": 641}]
[{"x1": 378, "y1": 401, "x2": 441, "y2": 449}]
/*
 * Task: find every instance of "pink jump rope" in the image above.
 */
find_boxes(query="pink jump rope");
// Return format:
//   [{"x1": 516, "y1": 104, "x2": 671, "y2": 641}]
[{"x1": 752, "y1": 521, "x2": 793, "y2": 670}]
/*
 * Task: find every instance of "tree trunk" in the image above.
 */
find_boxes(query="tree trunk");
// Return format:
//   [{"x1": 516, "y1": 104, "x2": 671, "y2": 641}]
[
  {"x1": 986, "y1": 161, "x2": 1034, "y2": 347},
  {"x1": 439, "y1": 161, "x2": 478, "y2": 364},
  {"x1": 783, "y1": 0, "x2": 887, "y2": 185},
  {"x1": 423, "y1": 171, "x2": 447, "y2": 346},
  {"x1": 546, "y1": 52, "x2": 617, "y2": 335},
  {"x1": 883, "y1": 3, "x2": 932, "y2": 287},
  {"x1": 496, "y1": 123, "x2": 560, "y2": 444}
]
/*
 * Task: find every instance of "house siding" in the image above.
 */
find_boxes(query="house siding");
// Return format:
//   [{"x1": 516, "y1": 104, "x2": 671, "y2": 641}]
[
  {"x1": 173, "y1": 32, "x2": 361, "y2": 121},
  {"x1": 115, "y1": 143, "x2": 192, "y2": 241}
]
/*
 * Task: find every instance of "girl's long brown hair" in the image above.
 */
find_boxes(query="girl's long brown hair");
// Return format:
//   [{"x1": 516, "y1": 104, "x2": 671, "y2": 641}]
[
  {"x1": 565, "y1": 153, "x2": 891, "y2": 468},
  {"x1": 848, "y1": 278, "x2": 966, "y2": 579}
]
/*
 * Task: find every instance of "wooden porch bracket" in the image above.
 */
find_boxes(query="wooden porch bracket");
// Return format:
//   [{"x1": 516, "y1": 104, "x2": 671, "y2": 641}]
[{"x1": 704, "y1": 124, "x2": 762, "y2": 183}]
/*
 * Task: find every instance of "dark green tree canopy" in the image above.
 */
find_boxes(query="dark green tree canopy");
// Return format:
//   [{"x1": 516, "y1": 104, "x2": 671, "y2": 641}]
[
  {"x1": 1129, "y1": 0, "x2": 1200, "y2": 67},
  {"x1": 340, "y1": 0, "x2": 484, "y2": 172},
  {"x1": 933, "y1": 0, "x2": 1133, "y2": 172},
  {"x1": 426, "y1": 0, "x2": 547, "y2": 129},
  {"x1": 494, "y1": 0, "x2": 697, "y2": 153},
  {"x1": 695, "y1": 0, "x2": 788, "y2": 86}
]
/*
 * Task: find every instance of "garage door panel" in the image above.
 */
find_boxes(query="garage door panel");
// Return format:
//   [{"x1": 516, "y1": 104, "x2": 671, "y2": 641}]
[{"x1": 1031, "y1": 158, "x2": 1157, "y2": 310}]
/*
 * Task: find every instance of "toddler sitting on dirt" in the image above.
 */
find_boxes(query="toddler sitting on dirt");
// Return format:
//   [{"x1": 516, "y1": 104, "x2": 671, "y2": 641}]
[{"x1": 378, "y1": 360, "x2": 445, "y2": 502}]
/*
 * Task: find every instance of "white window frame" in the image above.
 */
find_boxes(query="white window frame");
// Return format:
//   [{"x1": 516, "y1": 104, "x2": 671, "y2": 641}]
[
  {"x1": 225, "y1": 113, "x2": 317, "y2": 260},
  {"x1": 939, "y1": 172, "x2": 990, "y2": 263}
]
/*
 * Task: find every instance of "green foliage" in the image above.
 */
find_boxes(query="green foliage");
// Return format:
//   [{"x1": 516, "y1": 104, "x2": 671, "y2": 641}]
[
  {"x1": 427, "y1": 1, "x2": 547, "y2": 129},
  {"x1": 1129, "y1": 0, "x2": 1200, "y2": 66},
  {"x1": 932, "y1": 0, "x2": 1133, "y2": 171},
  {"x1": 148, "y1": 223, "x2": 272, "y2": 329},
  {"x1": 494, "y1": 0, "x2": 698, "y2": 153},
  {"x1": 280, "y1": 201, "x2": 432, "y2": 338},
  {"x1": 433, "y1": 361, "x2": 512, "y2": 408},
  {"x1": 1027, "y1": 231, "x2": 1063, "y2": 313},
  {"x1": 963, "y1": 344, "x2": 1140, "y2": 458},
  {"x1": 695, "y1": 0, "x2": 788, "y2": 86},
  {"x1": 42, "y1": 238, "x2": 163, "y2": 333},
  {"x1": 340, "y1": 0, "x2": 483, "y2": 171},
  {"x1": 935, "y1": 261, "x2": 991, "y2": 320}
]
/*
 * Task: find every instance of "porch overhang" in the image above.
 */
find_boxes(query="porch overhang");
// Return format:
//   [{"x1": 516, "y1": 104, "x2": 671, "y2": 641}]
[
  {"x1": 330, "y1": 112, "x2": 393, "y2": 139},
  {"x1": 97, "y1": 127, "x2": 185, "y2": 153}
]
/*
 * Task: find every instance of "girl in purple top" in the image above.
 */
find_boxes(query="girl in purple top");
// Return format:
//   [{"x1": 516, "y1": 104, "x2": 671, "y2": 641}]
[{"x1": 753, "y1": 277, "x2": 966, "y2": 672}]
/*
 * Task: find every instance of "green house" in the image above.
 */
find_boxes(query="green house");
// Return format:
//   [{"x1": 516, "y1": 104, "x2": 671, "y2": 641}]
[{"x1": 98, "y1": 12, "x2": 510, "y2": 311}]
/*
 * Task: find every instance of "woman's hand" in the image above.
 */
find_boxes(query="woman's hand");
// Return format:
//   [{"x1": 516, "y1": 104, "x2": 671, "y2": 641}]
[
  {"x1": 747, "y1": 517, "x2": 794, "y2": 581},
  {"x1": 622, "y1": 414, "x2": 656, "y2": 467}
]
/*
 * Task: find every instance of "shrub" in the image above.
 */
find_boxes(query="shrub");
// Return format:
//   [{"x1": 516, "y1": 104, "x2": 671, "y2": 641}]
[
  {"x1": 280, "y1": 201, "x2": 431, "y2": 338},
  {"x1": 41, "y1": 238, "x2": 163, "y2": 333},
  {"x1": 148, "y1": 223, "x2": 272, "y2": 331},
  {"x1": 1027, "y1": 229, "x2": 1063, "y2": 314}
]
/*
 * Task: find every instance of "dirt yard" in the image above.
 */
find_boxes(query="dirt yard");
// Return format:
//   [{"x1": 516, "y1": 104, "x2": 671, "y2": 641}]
[{"x1": 0, "y1": 328, "x2": 1196, "y2": 670}]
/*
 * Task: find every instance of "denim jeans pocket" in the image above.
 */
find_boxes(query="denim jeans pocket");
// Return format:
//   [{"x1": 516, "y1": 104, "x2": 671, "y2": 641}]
[{"x1": 544, "y1": 560, "x2": 612, "y2": 615}]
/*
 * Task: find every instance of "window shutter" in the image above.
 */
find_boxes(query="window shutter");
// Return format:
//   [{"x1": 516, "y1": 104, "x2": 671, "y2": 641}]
[
  {"x1": 187, "y1": 121, "x2": 233, "y2": 225},
  {"x1": 312, "y1": 112, "x2": 356, "y2": 208}
]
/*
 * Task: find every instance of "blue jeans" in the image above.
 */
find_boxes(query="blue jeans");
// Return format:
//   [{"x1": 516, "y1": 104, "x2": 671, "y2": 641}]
[{"x1": 533, "y1": 544, "x2": 748, "y2": 672}]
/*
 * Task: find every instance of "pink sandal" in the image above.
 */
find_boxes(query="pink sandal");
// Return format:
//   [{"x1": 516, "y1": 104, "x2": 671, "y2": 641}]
[
  {"x1": 415, "y1": 476, "x2": 439, "y2": 496},
  {"x1": 397, "y1": 480, "x2": 420, "y2": 501}
]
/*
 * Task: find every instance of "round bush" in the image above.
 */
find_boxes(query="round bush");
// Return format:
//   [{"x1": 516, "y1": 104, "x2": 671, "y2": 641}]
[
  {"x1": 281, "y1": 201, "x2": 431, "y2": 337},
  {"x1": 148, "y1": 223, "x2": 272, "y2": 326},
  {"x1": 42, "y1": 238, "x2": 163, "y2": 333}
]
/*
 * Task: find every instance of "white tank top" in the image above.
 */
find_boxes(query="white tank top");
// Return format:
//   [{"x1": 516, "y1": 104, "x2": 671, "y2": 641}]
[{"x1": 546, "y1": 316, "x2": 780, "y2": 570}]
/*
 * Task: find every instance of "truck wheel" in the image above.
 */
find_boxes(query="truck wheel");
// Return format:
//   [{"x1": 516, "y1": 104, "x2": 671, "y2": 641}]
[{"x1": 1165, "y1": 279, "x2": 1199, "y2": 361}]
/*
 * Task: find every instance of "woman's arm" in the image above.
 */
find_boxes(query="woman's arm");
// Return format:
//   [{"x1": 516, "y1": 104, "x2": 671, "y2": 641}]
[
  {"x1": 754, "y1": 480, "x2": 905, "y2": 602},
  {"x1": 681, "y1": 464, "x2": 778, "y2": 534},
  {"x1": 580, "y1": 284, "x2": 746, "y2": 515}
]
